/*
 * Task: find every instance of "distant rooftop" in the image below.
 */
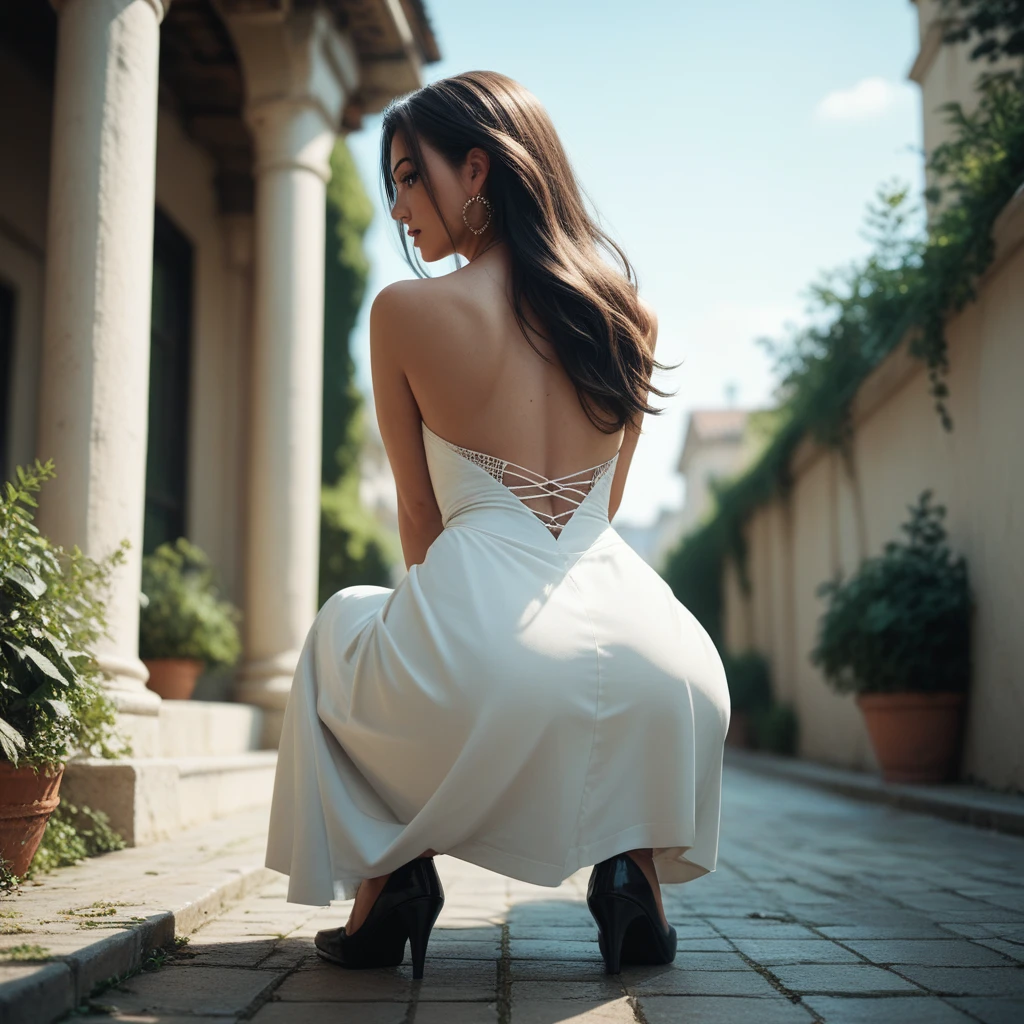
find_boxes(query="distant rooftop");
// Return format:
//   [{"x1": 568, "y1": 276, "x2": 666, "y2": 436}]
[{"x1": 677, "y1": 408, "x2": 760, "y2": 474}]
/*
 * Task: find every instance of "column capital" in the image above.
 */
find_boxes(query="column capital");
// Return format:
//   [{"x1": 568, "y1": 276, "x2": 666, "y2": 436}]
[{"x1": 218, "y1": 3, "x2": 359, "y2": 179}]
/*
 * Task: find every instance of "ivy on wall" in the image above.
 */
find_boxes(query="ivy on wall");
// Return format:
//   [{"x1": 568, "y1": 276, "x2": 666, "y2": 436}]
[
  {"x1": 319, "y1": 139, "x2": 400, "y2": 604},
  {"x1": 663, "y1": 9, "x2": 1024, "y2": 645}
]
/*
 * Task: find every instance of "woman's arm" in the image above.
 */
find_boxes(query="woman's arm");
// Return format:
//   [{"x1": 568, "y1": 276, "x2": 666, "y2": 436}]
[
  {"x1": 369, "y1": 281, "x2": 445, "y2": 570},
  {"x1": 608, "y1": 302, "x2": 659, "y2": 522}
]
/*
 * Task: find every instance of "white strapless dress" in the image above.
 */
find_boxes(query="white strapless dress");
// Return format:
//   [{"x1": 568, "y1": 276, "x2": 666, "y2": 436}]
[{"x1": 265, "y1": 420, "x2": 731, "y2": 905}]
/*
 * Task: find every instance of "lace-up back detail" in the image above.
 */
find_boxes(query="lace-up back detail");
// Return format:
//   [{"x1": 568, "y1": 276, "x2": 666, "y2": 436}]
[{"x1": 434, "y1": 431, "x2": 620, "y2": 538}]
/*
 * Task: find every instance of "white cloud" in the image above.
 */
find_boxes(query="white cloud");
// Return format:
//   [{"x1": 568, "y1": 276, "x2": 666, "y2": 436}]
[{"x1": 814, "y1": 77, "x2": 907, "y2": 122}]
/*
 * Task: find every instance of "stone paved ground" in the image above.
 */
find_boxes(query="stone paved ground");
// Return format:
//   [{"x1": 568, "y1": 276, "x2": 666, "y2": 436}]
[{"x1": 69, "y1": 764, "x2": 1024, "y2": 1023}]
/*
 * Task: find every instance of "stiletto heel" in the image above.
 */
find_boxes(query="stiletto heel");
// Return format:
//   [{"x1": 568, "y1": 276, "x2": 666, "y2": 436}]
[
  {"x1": 314, "y1": 856, "x2": 444, "y2": 977},
  {"x1": 587, "y1": 852, "x2": 677, "y2": 974},
  {"x1": 398, "y1": 895, "x2": 444, "y2": 979}
]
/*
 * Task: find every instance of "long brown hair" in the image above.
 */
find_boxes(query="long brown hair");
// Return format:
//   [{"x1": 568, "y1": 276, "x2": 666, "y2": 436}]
[{"x1": 379, "y1": 70, "x2": 680, "y2": 433}]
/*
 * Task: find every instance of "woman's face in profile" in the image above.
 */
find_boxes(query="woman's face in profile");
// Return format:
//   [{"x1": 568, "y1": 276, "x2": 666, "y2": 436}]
[{"x1": 389, "y1": 132, "x2": 478, "y2": 263}]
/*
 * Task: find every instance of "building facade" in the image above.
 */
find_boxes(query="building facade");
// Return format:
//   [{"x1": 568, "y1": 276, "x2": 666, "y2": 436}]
[
  {"x1": 719, "y1": 0, "x2": 1024, "y2": 790},
  {"x1": 0, "y1": 0, "x2": 439, "y2": 840}
]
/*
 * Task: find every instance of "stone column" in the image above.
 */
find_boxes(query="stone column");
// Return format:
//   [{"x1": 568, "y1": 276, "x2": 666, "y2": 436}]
[
  {"x1": 222, "y1": 6, "x2": 359, "y2": 745},
  {"x1": 35, "y1": 0, "x2": 170, "y2": 756}
]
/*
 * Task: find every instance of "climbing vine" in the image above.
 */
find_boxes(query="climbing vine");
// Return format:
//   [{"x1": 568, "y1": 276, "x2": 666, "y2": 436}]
[{"x1": 663, "y1": 14, "x2": 1024, "y2": 642}]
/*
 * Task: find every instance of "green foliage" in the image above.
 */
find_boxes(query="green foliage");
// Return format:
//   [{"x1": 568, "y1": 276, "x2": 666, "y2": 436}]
[
  {"x1": 139, "y1": 538, "x2": 242, "y2": 666},
  {"x1": 750, "y1": 702, "x2": 799, "y2": 756},
  {"x1": 0, "y1": 943, "x2": 50, "y2": 961},
  {"x1": 323, "y1": 138, "x2": 374, "y2": 487},
  {"x1": 319, "y1": 469, "x2": 401, "y2": 608},
  {"x1": 0, "y1": 460, "x2": 128, "y2": 771},
  {"x1": 723, "y1": 650, "x2": 773, "y2": 715},
  {"x1": 319, "y1": 137, "x2": 397, "y2": 596},
  {"x1": 721, "y1": 649, "x2": 799, "y2": 755},
  {"x1": 663, "y1": 40, "x2": 1024, "y2": 644},
  {"x1": 28, "y1": 800, "x2": 126, "y2": 876},
  {"x1": 811, "y1": 491, "x2": 972, "y2": 695},
  {"x1": 940, "y1": 0, "x2": 1024, "y2": 65}
]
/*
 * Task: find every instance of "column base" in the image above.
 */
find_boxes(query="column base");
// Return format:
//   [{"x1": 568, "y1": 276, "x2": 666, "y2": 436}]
[{"x1": 97, "y1": 651, "x2": 162, "y2": 757}]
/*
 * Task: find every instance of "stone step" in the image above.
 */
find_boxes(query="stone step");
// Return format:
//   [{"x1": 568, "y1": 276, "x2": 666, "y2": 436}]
[
  {"x1": 60, "y1": 751, "x2": 278, "y2": 847},
  {"x1": 0, "y1": 805, "x2": 274, "y2": 1024},
  {"x1": 157, "y1": 700, "x2": 266, "y2": 757}
]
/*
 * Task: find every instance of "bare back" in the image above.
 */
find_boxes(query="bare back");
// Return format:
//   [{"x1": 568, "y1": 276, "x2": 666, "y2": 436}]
[{"x1": 401, "y1": 252, "x2": 640, "y2": 527}]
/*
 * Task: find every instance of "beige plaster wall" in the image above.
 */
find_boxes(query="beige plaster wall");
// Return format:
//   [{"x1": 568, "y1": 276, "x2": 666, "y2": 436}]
[
  {"x1": 0, "y1": 46, "x2": 247, "y2": 609},
  {"x1": 724, "y1": 232, "x2": 1024, "y2": 789}
]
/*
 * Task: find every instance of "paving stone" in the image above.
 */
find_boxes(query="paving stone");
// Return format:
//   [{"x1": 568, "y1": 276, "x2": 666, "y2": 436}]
[
  {"x1": 731, "y1": 939, "x2": 863, "y2": 965},
  {"x1": 624, "y1": 969, "x2": 777, "y2": 998},
  {"x1": 977, "y1": 939, "x2": 1024, "y2": 962},
  {"x1": 841, "y1": 939, "x2": 1014, "y2": 966},
  {"x1": 421, "y1": 936, "x2": 501, "y2": 960},
  {"x1": 948, "y1": 996, "x2": 1024, "y2": 1024},
  {"x1": 768, "y1": 964, "x2": 921, "y2": 994},
  {"x1": 819, "y1": 924, "x2": 955, "y2": 939},
  {"x1": 895, "y1": 967, "x2": 1024, "y2": 996},
  {"x1": 706, "y1": 920, "x2": 818, "y2": 940},
  {"x1": 415, "y1": 1002, "x2": 500, "y2": 1023},
  {"x1": 509, "y1": 940, "x2": 604, "y2": 961},
  {"x1": 508, "y1": 996, "x2": 636, "y2": 1022},
  {"x1": 508, "y1": 926, "x2": 598, "y2": 941},
  {"x1": 800, "y1": 995, "x2": 973, "y2": 1022},
  {"x1": 101, "y1": 965, "x2": 283, "y2": 1016},
  {"x1": 252, "y1": 1002, "x2": 407, "y2": 1023},
  {"x1": 659, "y1": 951, "x2": 750, "y2": 970},
  {"x1": 275, "y1": 958, "x2": 497, "y2": 1001},
  {"x1": 177, "y1": 937, "x2": 278, "y2": 967},
  {"x1": 943, "y1": 923, "x2": 1024, "y2": 940},
  {"x1": 109, "y1": 1016, "x2": 235, "y2": 1023},
  {"x1": 510, "y1": 981, "x2": 627, "y2": 1001},
  {"x1": 510, "y1": 961, "x2": 617, "y2": 983},
  {"x1": 675, "y1": 938, "x2": 735, "y2": 952},
  {"x1": 506, "y1": 906, "x2": 599, "y2": 927},
  {"x1": 638, "y1": 995, "x2": 815, "y2": 1023},
  {"x1": 432, "y1": 924, "x2": 504, "y2": 942}
]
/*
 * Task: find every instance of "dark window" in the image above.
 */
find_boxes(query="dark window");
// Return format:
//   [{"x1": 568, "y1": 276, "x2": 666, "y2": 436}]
[
  {"x1": 144, "y1": 209, "x2": 193, "y2": 556},
  {"x1": 0, "y1": 282, "x2": 13, "y2": 485}
]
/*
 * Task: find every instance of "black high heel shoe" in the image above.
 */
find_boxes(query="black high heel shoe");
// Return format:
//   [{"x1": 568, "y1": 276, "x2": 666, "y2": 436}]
[
  {"x1": 314, "y1": 856, "x2": 444, "y2": 980},
  {"x1": 586, "y1": 851, "x2": 677, "y2": 974}
]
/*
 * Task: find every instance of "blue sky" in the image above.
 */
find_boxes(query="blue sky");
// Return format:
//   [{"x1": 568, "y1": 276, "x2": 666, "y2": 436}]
[{"x1": 346, "y1": 0, "x2": 925, "y2": 526}]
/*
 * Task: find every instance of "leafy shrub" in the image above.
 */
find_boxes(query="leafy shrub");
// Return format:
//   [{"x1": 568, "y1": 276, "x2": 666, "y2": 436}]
[
  {"x1": 751, "y1": 703, "x2": 799, "y2": 756},
  {"x1": 139, "y1": 538, "x2": 242, "y2": 666},
  {"x1": 811, "y1": 490, "x2": 972, "y2": 695},
  {"x1": 723, "y1": 650, "x2": 773, "y2": 714},
  {"x1": 26, "y1": 801, "x2": 125, "y2": 876},
  {"x1": 0, "y1": 460, "x2": 128, "y2": 770}
]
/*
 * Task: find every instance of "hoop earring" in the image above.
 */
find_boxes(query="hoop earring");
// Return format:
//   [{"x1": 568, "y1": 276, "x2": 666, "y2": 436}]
[{"x1": 462, "y1": 194, "x2": 493, "y2": 236}]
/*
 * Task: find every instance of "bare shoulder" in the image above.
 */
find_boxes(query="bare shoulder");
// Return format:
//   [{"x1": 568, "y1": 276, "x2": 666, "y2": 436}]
[
  {"x1": 370, "y1": 277, "x2": 438, "y2": 329},
  {"x1": 370, "y1": 276, "x2": 463, "y2": 334}
]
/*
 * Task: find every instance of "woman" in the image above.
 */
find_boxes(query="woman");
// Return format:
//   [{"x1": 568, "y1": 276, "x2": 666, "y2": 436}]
[{"x1": 265, "y1": 70, "x2": 730, "y2": 979}]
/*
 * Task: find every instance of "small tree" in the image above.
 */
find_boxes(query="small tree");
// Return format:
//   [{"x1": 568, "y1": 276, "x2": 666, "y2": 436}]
[{"x1": 811, "y1": 490, "x2": 972, "y2": 695}]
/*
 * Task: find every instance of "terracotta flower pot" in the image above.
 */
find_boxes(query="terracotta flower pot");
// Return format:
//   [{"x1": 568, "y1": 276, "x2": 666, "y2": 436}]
[
  {"x1": 0, "y1": 761, "x2": 64, "y2": 877},
  {"x1": 143, "y1": 657, "x2": 204, "y2": 700},
  {"x1": 856, "y1": 691, "x2": 966, "y2": 783}
]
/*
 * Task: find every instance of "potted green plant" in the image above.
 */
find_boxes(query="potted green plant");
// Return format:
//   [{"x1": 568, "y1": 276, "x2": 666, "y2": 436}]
[
  {"x1": 0, "y1": 460, "x2": 128, "y2": 879},
  {"x1": 811, "y1": 489, "x2": 972, "y2": 783},
  {"x1": 722, "y1": 650, "x2": 773, "y2": 748},
  {"x1": 139, "y1": 538, "x2": 242, "y2": 700}
]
